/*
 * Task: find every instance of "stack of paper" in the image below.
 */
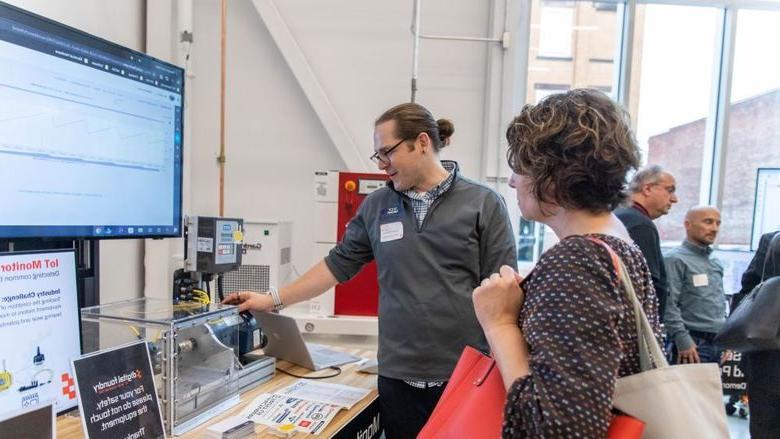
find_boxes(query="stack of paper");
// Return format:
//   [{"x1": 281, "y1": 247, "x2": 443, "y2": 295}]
[
  {"x1": 204, "y1": 416, "x2": 256, "y2": 439},
  {"x1": 239, "y1": 380, "x2": 371, "y2": 435}
]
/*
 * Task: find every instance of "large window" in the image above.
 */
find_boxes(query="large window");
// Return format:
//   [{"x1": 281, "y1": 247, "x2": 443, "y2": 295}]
[
  {"x1": 721, "y1": 10, "x2": 780, "y2": 247},
  {"x1": 520, "y1": 0, "x2": 623, "y2": 264},
  {"x1": 633, "y1": 5, "x2": 722, "y2": 244}
]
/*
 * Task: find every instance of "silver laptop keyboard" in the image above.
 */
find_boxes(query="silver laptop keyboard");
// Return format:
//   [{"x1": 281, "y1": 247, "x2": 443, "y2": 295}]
[{"x1": 307, "y1": 343, "x2": 357, "y2": 365}]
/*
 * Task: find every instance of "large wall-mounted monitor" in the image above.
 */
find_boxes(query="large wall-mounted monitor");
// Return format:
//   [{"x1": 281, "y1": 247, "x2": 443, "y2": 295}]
[
  {"x1": 0, "y1": 249, "x2": 81, "y2": 416},
  {"x1": 0, "y1": 2, "x2": 183, "y2": 239}
]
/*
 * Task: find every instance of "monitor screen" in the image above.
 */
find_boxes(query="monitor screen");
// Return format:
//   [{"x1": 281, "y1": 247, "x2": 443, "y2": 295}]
[
  {"x1": 0, "y1": 2, "x2": 183, "y2": 239},
  {"x1": 0, "y1": 249, "x2": 81, "y2": 416}
]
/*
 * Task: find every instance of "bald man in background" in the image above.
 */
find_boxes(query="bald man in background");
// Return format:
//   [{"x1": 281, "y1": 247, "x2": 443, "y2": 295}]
[{"x1": 664, "y1": 206, "x2": 726, "y2": 364}]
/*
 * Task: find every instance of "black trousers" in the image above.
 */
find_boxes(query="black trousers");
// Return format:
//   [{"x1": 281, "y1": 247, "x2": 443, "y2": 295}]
[
  {"x1": 378, "y1": 375, "x2": 446, "y2": 439},
  {"x1": 743, "y1": 350, "x2": 780, "y2": 439}
]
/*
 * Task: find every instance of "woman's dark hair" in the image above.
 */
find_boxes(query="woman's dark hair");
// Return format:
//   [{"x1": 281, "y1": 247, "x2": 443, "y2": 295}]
[
  {"x1": 376, "y1": 103, "x2": 454, "y2": 152},
  {"x1": 506, "y1": 89, "x2": 640, "y2": 213}
]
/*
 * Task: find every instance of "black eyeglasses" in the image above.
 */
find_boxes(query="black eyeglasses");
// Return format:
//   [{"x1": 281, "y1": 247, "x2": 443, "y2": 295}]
[{"x1": 370, "y1": 138, "x2": 406, "y2": 164}]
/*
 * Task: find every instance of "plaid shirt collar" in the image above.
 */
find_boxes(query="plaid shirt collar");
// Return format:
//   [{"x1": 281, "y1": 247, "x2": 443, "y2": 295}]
[
  {"x1": 403, "y1": 171, "x2": 454, "y2": 202},
  {"x1": 399, "y1": 161, "x2": 458, "y2": 199},
  {"x1": 401, "y1": 161, "x2": 457, "y2": 227}
]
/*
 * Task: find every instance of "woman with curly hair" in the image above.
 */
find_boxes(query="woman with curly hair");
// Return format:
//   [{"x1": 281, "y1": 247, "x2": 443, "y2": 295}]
[{"x1": 472, "y1": 89, "x2": 663, "y2": 437}]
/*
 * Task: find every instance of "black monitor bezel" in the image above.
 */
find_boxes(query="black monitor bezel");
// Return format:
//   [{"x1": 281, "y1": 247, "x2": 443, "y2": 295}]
[{"x1": 0, "y1": 1, "x2": 184, "y2": 240}]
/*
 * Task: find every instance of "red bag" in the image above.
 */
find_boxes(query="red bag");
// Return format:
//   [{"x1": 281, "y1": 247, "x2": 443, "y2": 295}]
[
  {"x1": 608, "y1": 415, "x2": 646, "y2": 438},
  {"x1": 419, "y1": 346, "x2": 646, "y2": 439},
  {"x1": 418, "y1": 346, "x2": 505, "y2": 439}
]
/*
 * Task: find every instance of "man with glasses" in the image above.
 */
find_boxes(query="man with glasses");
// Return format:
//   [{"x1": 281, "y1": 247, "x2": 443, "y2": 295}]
[
  {"x1": 226, "y1": 103, "x2": 517, "y2": 438},
  {"x1": 615, "y1": 165, "x2": 678, "y2": 321}
]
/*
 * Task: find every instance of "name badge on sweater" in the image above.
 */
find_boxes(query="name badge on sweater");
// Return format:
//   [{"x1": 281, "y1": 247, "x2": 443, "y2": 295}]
[
  {"x1": 692, "y1": 273, "x2": 708, "y2": 287},
  {"x1": 380, "y1": 205, "x2": 403, "y2": 222},
  {"x1": 380, "y1": 222, "x2": 403, "y2": 242}
]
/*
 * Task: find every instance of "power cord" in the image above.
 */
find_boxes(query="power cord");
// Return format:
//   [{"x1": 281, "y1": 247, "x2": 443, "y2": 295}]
[
  {"x1": 275, "y1": 366, "x2": 341, "y2": 379},
  {"x1": 217, "y1": 274, "x2": 225, "y2": 302}
]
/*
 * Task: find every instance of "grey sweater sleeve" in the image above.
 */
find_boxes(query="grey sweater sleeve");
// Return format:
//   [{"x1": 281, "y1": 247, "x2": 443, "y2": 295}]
[
  {"x1": 478, "y1": 192, "x2": 517, "y2": 279},
  {"x1": 324, "y1": 206, "x2": 374, "y2": 283},
  {"x1": 664, "y1": 256, "x2": 694, "y2": 350}
]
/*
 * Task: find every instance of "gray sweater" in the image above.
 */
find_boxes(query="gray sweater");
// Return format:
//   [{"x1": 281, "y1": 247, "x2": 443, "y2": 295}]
[{"x1": 324, "y1": 169, "x2": 517, "y2": 381}]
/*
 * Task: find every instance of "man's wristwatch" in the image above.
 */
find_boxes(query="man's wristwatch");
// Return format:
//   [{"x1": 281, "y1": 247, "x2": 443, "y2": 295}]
[{"x1": 267, "y1": 287, "x2": 284, "y2": 312}]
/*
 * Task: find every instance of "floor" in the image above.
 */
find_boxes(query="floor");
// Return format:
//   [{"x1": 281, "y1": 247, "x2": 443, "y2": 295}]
[{"x1": 727, "y1": 412, "x2": 751, "y2": 438}]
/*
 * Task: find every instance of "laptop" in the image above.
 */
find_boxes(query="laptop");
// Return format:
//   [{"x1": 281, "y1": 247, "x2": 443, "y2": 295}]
[{"x1": 254, "y1": 312, "x2": 361, "y2": 371}]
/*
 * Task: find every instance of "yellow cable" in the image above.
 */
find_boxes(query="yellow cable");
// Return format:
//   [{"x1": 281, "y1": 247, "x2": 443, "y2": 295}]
[{"x1": 192, "y1": 289, "x2": 211, "y2": 304}]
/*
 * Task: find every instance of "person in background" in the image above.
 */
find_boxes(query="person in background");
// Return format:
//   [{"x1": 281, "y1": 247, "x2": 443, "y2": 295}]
[
  {"x1": 225, "y1": 103, "x2": 517, "y2": 438},
  {"x1": 471, "y1": 89, "x2": 662, "y2": 437},
  {"x1": 615, "y1": 165, "x2": 677, "y2": 321},
  {"x1": 731, "y1": 230, "x2": 779, "y2": 309},
  {"x1": 731, "y1": 230, "x2": 780, "y2": 439},
  {"x1": 664, "y1": 206, "x2": 725, "y2": 364}
]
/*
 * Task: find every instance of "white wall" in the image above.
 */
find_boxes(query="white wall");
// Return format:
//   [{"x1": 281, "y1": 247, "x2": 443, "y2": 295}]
[{"x1": 6, "y1": 0, "x2": 147, "y2": 304}]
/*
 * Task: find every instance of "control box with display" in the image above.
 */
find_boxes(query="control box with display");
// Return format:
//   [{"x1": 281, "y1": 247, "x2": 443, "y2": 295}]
[{"x1": 185, "y1": 216, "x2": 244, "y2": 274}]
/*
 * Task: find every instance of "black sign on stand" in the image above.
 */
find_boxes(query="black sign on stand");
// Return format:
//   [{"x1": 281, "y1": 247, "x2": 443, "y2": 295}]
[{"x1": 72, "y1": 341, "x2": 165, "y2": 439}]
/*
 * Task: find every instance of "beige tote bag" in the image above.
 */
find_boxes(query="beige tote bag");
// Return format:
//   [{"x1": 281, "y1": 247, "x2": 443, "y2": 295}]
[{"x1": 591, "y1": 238, "x2": 729, "y2": 439}]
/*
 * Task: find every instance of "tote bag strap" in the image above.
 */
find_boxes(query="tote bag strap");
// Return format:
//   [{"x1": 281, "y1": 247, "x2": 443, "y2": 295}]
[{"x1": 586, "y1": 237, "x2": 669, "y2": 370}]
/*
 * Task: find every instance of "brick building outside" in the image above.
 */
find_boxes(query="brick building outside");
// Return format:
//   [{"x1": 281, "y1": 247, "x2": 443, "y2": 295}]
[{"x1": 647, "y1": 88, "x2": 780, "y2": 246}]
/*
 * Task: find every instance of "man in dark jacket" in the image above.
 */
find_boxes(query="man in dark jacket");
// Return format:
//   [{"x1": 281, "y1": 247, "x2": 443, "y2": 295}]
[
  {"x1": 732, "y1": 231, "x2": 780, "y2": 438},
  {"x1": 731, "y1": 231, "x2": 779, "y2": 308},
  {"x1": 615, "y1": 165, "x2": 677, "y2": 321}
]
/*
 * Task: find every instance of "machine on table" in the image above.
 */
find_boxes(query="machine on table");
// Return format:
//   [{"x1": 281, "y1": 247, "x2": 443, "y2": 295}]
[
  {"x1": 80, "y1": 216, "x2": 277, "y2": 435},
  {"x1": 80, "y1": 298, "x2": 277, "y2": 436},
  {"x1": 174, "y1": 215, "x2": 275, "y2": 391}
]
